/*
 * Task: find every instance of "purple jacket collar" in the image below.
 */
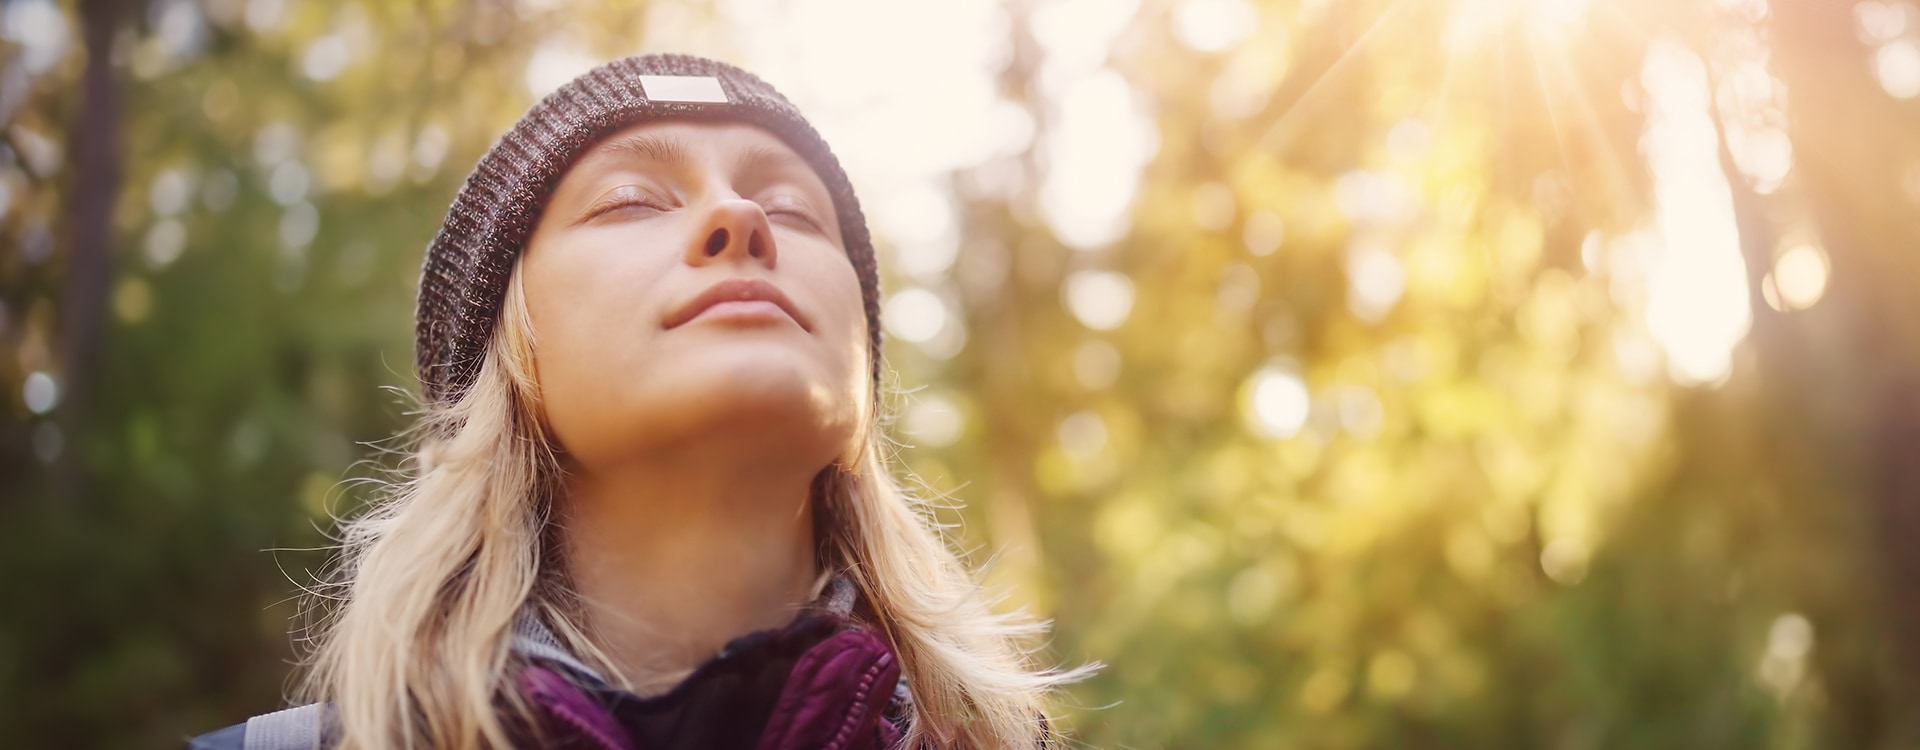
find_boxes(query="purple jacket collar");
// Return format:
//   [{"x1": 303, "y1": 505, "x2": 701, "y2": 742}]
[
  {"x1": 187, "y1": 579, "x2": 915, "y2": 750},
  {"x1": 510, "y1": 578, "x2": 913, "y2": 750}
]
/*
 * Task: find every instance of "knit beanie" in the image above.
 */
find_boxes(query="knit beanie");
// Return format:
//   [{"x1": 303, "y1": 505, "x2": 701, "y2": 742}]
[{"x1": 414, "y1": 53, "x2": 881, "y2": 406}]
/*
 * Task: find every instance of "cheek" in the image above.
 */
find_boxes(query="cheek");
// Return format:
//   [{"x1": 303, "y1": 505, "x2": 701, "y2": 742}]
[
  {"x1": 519, "y1": 232, "x2": 679, "y2": 434},
  {"x1": 528, "y1": 250, "x2": 654, "y2": 360},
  {"x1": 814, "y1": 267, "x2": 874, "y2": 461},
  {"x1": 818, "y1": 259, "x2": 876, "y2": 419},
  {"x1": 808, "y1": 258, "x2": 870, "y2": 373}
]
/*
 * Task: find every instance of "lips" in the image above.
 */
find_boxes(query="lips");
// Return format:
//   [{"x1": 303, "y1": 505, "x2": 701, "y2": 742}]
[{"x1": 665, "y1": 277, "x2": 813, "y2": 331}]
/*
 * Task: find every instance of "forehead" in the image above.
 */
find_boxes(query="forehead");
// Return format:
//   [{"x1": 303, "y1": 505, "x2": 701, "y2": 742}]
[{"x1": 576, "y1": 119, "x2": 809, "y2": 170}]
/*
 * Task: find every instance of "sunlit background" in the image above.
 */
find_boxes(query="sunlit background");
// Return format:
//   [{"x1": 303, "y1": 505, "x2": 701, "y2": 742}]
[{"x1": 5, "y1": 0, "x2": 1920, "y2": 746}]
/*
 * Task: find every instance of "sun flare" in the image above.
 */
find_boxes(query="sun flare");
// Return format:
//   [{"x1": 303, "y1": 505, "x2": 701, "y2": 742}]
[{"x1": 1446, "y1": 0, "x2": 1591, "y2": 50}]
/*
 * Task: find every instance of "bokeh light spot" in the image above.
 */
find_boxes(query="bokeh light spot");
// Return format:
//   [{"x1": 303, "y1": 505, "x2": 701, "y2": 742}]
[
  {"x1": 1242, "y1": 209, "x2": 1286, "y2": 257},
  {"x1": 1772, "y1": 244, "x2": 1831, "y2": 310},
  {"x1": 301, "y1": 35, "x2": 351, "y2": 81},
  {"x1": 1173, "y1": 0, "x2": 1259, "y2": 53},
  {"x1": 1058, "y1": 411, "x2": 1109, "y2": 459},
  {"x1": 525, "y1": 39, "x2": 598, "y2": 97},
  {"x1": 246, "y1": 0, "x2": 286, "y2": 31},
  {"x1": 1857, "y1": 1, "x2": 1911, "y2": 42},
  {"x1": 22, "y1": 371, "x2": 58, "y2": 415},
  {"x1": 411, "y1": 125, "x2": 449, "y2": 177},
  {"x1": 144, "y1": 219, "x2": 187, "y2": 268},
  {"x1": 1345, "y1": 243, "x2": 1406, "y2": 322},
  {"x1": 149, "y1": 169, "x2": 194, "y2": 217},
  {"x1": 1064, "y1": 270, "x2": 1136, "y2": 331},
  {"x1": 3, "y1": 0, "x2": 68, "y2": 75},
  {"x1": 1040, "y1": 70, "x2": 1157, "y2": 249},
  {"x1": 1337, "y1": 385, "x2": 1385, "y2": 438},
  {"x1": 1030, "y1": 0, "x2": 1142, "y2": 74},
  {"x1": 1245, "y1": 365, "x2": 1310, "y2": 439},
  {"x1": 1216, "y1": 263, "x2": 1262, "y2": 320},
  {"x1": 1758, "y1": 612, "x2": 1816, "y2": 698},
  {"x1": 883, "y1": 287, "x2": 948, "y2": 343},
  {"x1": 1227, "y1": 560, "x2": 1293, "y2": 626},
  {"x1": 875, "y1": 181, "x2": 960, "y2": 280},
  {"x1": 1540, "y1": 538, "x2": 1591, "y2": 585},
  {"x1": 253, "y1": 122, "x2": 300, "y2": 168},
  {"x1": 280, "y1": 202, "x2": 320, "y2": 248},
  {"x1": 1769, "y1": 613, "x2": 1815, "y2": 662},
  {"x1": 1875, "y1": 39, "x2": 1920, "y2": 99},
  {"x1": 1642, "y1": 40, "x2": 1751, "y2": 386},
  {"x1": 269, "y1": 161, "x2": 310, "y2": 205},
  {"x1": 902, "y1": 392, "x2": 965, "y2": 448}
]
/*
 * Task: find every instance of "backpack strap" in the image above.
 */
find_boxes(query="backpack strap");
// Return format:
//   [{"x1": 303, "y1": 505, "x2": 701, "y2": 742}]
[
  {"x1": 207, "y1": 613, "x2": 575, "y2": 750},
  {"x1": 241, "y1": 703, "x2": 329, "y2": 750},
  {"x1": 511, "y1": 610, "x2": 610, "y2": 685}
]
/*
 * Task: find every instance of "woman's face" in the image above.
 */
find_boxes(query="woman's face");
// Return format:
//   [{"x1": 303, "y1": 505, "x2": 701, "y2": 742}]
[{"x1": 519, "y1": 120, "x2": 870, "y2": 476}]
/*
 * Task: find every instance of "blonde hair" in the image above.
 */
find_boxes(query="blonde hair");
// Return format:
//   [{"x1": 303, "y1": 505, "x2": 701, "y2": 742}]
[{"x1": 299, "y1": 267, "x2": 1081, "y2": 748}]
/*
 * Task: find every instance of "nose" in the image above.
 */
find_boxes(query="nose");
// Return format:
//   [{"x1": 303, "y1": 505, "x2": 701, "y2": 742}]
[{"x1": 687, "y1": 199, "x2": 776, "y2": 268}]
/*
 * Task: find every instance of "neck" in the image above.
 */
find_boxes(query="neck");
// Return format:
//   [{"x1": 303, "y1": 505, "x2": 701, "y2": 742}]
[{"x1": 557, "y1": 453, "x2": 822, "y2": 694}]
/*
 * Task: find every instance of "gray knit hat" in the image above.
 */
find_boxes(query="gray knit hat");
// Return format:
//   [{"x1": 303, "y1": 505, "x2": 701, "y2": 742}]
[{"x1": 415, "y1": 53, "x2": 881, "y2": 406}]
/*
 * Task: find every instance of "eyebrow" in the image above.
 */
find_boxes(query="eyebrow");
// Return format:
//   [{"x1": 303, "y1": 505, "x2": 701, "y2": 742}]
[
  {"x1": 735, "y1": 143, "x2": 812, "y2": 182},
  {"x1": 584, "y1": 133, "x2": 825, "y2": 214},
  {"x1": 593, "y1": 133, "x2": 691, "y2": 168}
]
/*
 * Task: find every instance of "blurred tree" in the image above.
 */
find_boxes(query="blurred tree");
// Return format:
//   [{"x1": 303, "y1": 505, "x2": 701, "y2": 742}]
[
  {"x1": 882, "y1": 0, "x2": 1920, "y2": 747},
  {"x1": 1766, "y1": 0, "x2": 1920, "y2": 706},
  {"x1": 1, "y1": 0, "x2": 653, "y2": 743}
]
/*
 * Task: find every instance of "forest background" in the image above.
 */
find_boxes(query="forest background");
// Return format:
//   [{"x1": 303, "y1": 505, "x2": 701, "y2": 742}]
[{"x1": 4, "y1": 0, "x2": 1920, "y2": 747}]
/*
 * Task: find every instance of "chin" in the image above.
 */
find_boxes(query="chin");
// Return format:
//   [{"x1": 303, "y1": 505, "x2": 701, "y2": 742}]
[
  {"x1": 616, "y1": 348, "x2": 860, "y2": 465},
  {"x1": 718, "y1": 360, "x2": 850, "y2": 422}
]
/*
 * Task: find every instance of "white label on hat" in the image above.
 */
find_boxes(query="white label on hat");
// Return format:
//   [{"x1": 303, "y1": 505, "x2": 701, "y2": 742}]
[{"x1": 638, "y1": 75, "x2": 729, "y2": 104}]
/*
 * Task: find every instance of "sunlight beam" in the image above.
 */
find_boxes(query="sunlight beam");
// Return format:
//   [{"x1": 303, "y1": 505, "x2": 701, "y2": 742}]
[
  {"x1": 1256, "y1": 0, "x2": 1414, "y2": 153},
  {"x1": 1528, "y1": 37, "x2": 1580, "y2": 186},
  {"x1": 1540, "y1": 36, "x2": 1650, "y2": 225}
]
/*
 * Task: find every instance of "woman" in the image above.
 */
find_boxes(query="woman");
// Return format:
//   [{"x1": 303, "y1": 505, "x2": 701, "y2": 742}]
[{"x1": 192, "y1": 54, "x2": 1080, "y2": 749}]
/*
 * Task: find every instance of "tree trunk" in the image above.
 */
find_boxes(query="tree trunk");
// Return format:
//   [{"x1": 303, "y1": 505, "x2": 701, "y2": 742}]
[
  {"x1": 1768, "y1": 0, "x2": 1920, "y2": 701},
  {"x1": 57, "y1": 0, "x2": 129, "y2": 500}
]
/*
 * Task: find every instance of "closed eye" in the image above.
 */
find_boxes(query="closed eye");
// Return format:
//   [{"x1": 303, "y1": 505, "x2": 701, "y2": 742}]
[
  {"x1": 760, "y1": 195, "x2": 827, "y2": 234},
  {"x1": 580, "y1": 187, "x2": 673, "y2": 223}
]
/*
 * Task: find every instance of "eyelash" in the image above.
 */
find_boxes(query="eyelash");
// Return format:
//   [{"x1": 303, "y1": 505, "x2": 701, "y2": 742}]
[
  {"x1": 583, "y1": 189, "x2": 824, "y2": 233},
  {"x1": 584, "y1": 190, "x2": 670, "y2": 221},
  {"x1": 761, "y1": 197, "x2": 825, "y2": 231}
]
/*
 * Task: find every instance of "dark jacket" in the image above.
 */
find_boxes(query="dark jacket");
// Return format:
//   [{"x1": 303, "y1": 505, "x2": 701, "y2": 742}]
[{"x1": 189, "y1": 579, "x2": 915, "y2": 750}]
